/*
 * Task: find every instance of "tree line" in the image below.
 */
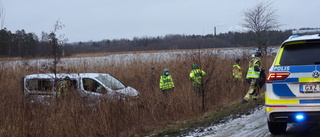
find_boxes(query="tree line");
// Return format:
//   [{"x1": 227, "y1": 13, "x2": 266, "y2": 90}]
[{"x1": 0, "y1": 28, "x2": 292, "y2": 58}]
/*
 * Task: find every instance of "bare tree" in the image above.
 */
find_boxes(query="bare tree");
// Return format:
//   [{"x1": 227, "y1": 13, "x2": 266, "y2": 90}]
[
  {"x1": 47, "y1": 19, "x2": 68, "y2": 92},
  {"x1": 0, "y1": 0, "x2": 5, "y2": 29},
  {"x1": 242, "y1": 2, "x2": 280, "y2": 54}
]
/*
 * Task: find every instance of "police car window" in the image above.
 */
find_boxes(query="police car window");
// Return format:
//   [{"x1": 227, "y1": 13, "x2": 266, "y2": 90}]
[{"x1": 280, "y1": 43, "x2": 320, "y2": 65}]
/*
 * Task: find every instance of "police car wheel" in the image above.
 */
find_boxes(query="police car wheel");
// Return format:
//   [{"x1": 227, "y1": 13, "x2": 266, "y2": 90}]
[{"x1": 267, "y1": 121, "x2": 287, "y2": 135}]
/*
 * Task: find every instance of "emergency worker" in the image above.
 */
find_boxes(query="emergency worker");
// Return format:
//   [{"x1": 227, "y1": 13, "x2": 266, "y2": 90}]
[
  {"x1": 58, "y1": 76, "x2": 71, "y2": 98},
  {"x1": 159, "y1": 68, "x2": 174, "y2": 97},
  {"x1": 242, "y1": 52, "x2": 262, "y2": 103},
  {"x1": 232, "y1": 58, "x2": 242, "y2": 81},
  {"x1": 189, "y1": 64, "x2": 206, "y2": 96}
]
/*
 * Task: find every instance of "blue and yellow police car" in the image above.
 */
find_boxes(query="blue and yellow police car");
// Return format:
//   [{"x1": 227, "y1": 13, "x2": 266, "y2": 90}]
[{"x1": 265, "y1": 29, "x2": 320, "y2": 134}]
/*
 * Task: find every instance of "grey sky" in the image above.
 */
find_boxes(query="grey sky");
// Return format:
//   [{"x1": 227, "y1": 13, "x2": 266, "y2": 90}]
[{"x1": 3, "y1": 0, "x2": 320, "y2": 42}]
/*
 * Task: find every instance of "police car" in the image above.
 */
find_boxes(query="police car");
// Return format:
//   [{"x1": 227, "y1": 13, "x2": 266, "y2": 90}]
[{"x1": 265, "y1": 29, "x2": 320, "y2": 134}]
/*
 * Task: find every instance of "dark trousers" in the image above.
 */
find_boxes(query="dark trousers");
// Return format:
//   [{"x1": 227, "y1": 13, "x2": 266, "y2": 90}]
[{"x1": 192, "y1": 84, "x2": 203, "y2": 97}]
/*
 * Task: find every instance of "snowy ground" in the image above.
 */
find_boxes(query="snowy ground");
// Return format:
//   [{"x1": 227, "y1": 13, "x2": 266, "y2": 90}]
[
  {"x1": 181, "y1": 106, "x2": 320, "y2": 137},
  {"x1": 183, "y1": 106, "x2": 271, "y2": 137}
]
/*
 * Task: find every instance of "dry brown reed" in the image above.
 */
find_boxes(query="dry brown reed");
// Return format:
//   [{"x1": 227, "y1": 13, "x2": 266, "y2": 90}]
[{"x1": 0, "y1": 49, "x2": 275, "y2": 137}]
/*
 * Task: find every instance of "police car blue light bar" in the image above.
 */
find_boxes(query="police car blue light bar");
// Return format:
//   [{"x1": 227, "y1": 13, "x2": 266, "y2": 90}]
[{"x1": 292, "y1": 29, "x2": 320, "y2": 35}]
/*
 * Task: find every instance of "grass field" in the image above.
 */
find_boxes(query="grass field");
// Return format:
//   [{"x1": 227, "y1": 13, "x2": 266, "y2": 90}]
[{"x1": 0, "y1": 48, "x2": 275, "y2": 136}]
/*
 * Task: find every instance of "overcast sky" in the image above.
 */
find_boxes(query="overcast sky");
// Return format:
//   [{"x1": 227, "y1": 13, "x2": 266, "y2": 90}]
[{"x1": 2, "y1": 0, "x2": 320, "y2": 42}]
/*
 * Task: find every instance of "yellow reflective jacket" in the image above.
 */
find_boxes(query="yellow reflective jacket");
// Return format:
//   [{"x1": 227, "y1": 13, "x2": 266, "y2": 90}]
[
  {"x1": 160, "y1": 75, "x2": 174, "y2": 90},
  {"x1": 189, "y1": 69, "x2": 206, "y2": 86},
  {"x1": 232, "y1": 64, "x2": 242, "y2": 79},
  {"x1": 58, "y1": 82, "x2": 68, "y2": 98},
  {"x1": 246, "y1": 57, "x2": 262, "y2": 79}
]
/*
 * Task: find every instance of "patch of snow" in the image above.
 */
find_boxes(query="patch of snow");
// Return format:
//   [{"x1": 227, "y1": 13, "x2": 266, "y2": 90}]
[{"x1": 184, "y1": 106, "x2": 272, "y2": 137}]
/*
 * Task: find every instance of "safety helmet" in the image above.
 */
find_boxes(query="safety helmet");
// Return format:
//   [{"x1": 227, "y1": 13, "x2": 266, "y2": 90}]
[
  {"x1": 163, "y1": 68, "x2": 169, "y2": 73},
  {"x1": 64, "y1": 76, "x2": 71, "y2": 80},
  {"x1": 235, "y1": 58, "x2": 240, "y2": 62},
  {"x1": 192, "y1": 64, "x2": 198, "y2": 69}
]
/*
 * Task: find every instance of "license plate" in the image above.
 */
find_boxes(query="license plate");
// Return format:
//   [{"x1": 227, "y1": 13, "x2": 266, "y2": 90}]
[{"x1": 300, "y1": 85, "x2": 320, "y2": 93}]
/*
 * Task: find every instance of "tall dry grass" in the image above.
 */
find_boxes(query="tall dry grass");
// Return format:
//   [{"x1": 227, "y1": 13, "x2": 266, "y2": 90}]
[{"x1": 0, "y1": 49, "x2": 275, "y2": 137}]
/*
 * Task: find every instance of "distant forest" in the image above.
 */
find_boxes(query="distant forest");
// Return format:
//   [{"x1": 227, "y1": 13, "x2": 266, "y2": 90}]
[{"x1": 0, "y1": 28, "x2": 293, "y2": 58}]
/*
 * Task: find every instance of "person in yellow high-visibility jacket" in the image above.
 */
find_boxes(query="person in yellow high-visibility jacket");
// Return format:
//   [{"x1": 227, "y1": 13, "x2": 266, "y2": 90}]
[
  {"x1": 189, "y1": 64, "x2": 206, "y2": 96},
  {"x1": 242, "y1": 52, "x2": 262, "y2": 103},
  {"x1": 58, "y1": 76, "x2": 71, "y2": 98},
  {"x1": 159, "y1": 68, "x2": 174, "y2": 97},
  {"x1": 232, "y1": 58, "x2": 242, "y2": 81}
]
